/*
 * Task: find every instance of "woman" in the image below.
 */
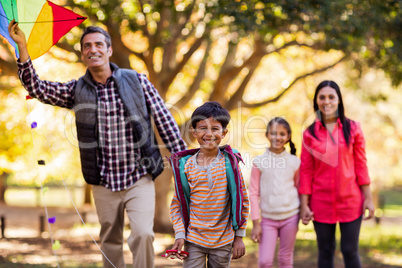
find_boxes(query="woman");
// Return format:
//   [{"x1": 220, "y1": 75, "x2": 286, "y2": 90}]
[{"x1": 299, "y1": 80, "x2": 375, "y2": 268}]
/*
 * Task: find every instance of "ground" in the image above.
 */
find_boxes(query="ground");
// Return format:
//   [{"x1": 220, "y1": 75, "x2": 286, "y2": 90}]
[
  {"x1": 0, "y1": 205, "x2": 400, "y2": 268},
  {"x1": 1, "y1": 205, "x2": 260, "y2": 268}
]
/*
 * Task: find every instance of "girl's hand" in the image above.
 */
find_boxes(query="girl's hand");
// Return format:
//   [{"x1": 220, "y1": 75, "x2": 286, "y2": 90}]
[
  {"x1": 300, "y1": 205, "x2": 314, "y2": 225},
  {"x1": 251, "y1": 221, "x2": 262, "y2": 243}
]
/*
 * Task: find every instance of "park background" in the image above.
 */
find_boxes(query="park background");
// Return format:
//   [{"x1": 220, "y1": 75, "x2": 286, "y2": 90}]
[{"x1": 0, "y1": 0, "x2": 401, "y2": 267}]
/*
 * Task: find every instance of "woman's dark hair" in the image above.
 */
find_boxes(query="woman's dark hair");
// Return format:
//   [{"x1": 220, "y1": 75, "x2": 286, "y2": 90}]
[
  {"x1": 191, "y1": 101, "x2": 231, "y2": 129},
  {"x1": 308, "y1": 80, "x2": 352, "y2": 145},
  {"x1": 80, "y1": 26, "x2": 112, "y2": 49},
  {"x1": 266, "y1": 117, "x2": 297, "y2": 155}
]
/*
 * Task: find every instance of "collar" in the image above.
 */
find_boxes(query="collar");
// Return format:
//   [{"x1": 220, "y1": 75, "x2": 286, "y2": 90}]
[
  {"x1": 315, "y1": 118, "x2": 342, "y2": 129},
  {"x1": 193, "y1": 150, "x2": 223, "y2": 169},
  {"x1": 266, "y1": 148, "x2": 287, "y2": 157},
  {"x1": 82, "y1": 62, "x2": 118, "y2": 87}
]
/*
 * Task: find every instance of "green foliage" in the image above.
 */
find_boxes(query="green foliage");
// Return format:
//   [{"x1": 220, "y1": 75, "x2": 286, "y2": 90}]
[
  {"x1": 215, "y1": 0, "x2": 401, "y2": 84},
  {"x1": 61, "y1": 0, "x2": 402, "y2": 86}
]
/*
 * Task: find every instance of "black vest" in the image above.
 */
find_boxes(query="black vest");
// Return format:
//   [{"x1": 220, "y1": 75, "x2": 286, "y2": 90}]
[{"x1": 74, "y1": 63, "x2": 163, "y2": 185}]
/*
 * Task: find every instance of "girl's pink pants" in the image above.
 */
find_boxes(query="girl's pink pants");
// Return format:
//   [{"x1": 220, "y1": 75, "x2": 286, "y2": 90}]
[{"x1": 258, "y1": 214, "x2": 299, "y2": 268}]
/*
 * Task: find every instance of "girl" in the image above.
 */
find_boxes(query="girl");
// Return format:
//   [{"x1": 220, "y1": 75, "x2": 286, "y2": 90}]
[
  {"x1": 249, "y1": 117, "x2": 300, "y2": 268},
  {"x1": 299, "y1": 80, "x2": 374, "y2": 268}
]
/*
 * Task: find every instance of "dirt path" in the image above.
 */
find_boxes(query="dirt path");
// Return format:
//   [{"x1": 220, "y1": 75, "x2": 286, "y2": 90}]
[
  {"x1": 0, "y1": 205, "x2": 259, "y2": 267},
  {"x1": 0, "y1": 205, "x2": 399, "y2": 267}
]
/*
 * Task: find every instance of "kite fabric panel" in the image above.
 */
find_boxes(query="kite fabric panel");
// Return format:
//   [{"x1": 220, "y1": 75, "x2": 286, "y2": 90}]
[{"x1": 0, "y1": 0, "x2": 86, "y2": 60}]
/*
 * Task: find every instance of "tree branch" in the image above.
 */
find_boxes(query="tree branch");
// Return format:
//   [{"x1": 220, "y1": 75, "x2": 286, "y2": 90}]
[
  {"x1": 173, "y1": 39, "x2": 211, "y2": 109},
  {"x1": 103, "y1": 21, "x2": 132, "y2": 69},
  {"x1": 160, "y1": 2, "x2": 200, "y2": 77},
  {"x1": 171, "y1": 1, "x2": 197, "y2": 42},
  {"x1": 138, "y1": 0, "x2": 151, "y2": 37},
  {"x1": 210, "y1": 39, "x2": 266, "y2": 103},
  {"x1": 54, "y1": 41, "x2": 81, "y2": 59},
  {"x1": 162, "y1": 32, "x2": 207, "y2": 89},
  {"x1": 226, "y1": 63, "x2": 259, "y2": 110},
  {"x1": 0, "y1": 58, "x2": 17, "y2": 77},
  {"x1": 242, "y1": 55, "x2": 347, "y2": 108}
]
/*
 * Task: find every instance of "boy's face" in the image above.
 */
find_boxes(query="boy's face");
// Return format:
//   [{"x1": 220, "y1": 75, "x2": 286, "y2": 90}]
[{"x1": 193, "y1": 117, "x2": 228, "y2": 152}]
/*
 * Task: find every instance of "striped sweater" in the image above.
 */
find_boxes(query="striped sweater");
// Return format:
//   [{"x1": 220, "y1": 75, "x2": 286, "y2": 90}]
[{"x1": 169, "y1": 145, "x2": 249, "y2": 248}]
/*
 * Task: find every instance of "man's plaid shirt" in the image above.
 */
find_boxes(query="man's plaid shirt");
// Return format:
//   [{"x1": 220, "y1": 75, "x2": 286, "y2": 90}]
[{"x1": 18, "y1": 58, "x2": 187, "y2": 191}]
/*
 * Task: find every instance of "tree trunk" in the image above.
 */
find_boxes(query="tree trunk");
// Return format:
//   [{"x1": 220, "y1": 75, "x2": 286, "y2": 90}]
[
  {"x1": 84, "y1": 184, "x2": 92, "y2": 205},
  {"x1": 153, "y1": 122, "x2": 175, "y2": 234},
  {"x1": 153, "y1": 153, "x2": 174, "y2": 234},
  {"x1": 0, "y1": 172, "x2": 8, "y2": 204}
]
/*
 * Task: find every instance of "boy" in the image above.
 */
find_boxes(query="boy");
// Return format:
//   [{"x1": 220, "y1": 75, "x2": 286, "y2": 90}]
[{"x1": 169, "y1": 101, "x2": 249, "y2": 267}]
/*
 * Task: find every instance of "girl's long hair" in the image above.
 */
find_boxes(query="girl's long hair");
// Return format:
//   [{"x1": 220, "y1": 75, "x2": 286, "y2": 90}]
[
  {"x1": 266, "y1": 117, "x2": 297, "y2": 155},
  {"x1": 307, "y1": 80, "x2": 352, "y2": 146}
]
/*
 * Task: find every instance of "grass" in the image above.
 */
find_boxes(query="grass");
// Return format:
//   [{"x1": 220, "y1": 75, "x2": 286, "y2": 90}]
[{"x1": 380, "y1": 188, "x2": 402, "y2": 217}]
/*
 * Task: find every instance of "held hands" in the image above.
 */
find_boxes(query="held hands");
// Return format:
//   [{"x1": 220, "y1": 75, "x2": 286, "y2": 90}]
[
  {"x1": 300, "y1": 205, "x2": 314, "y2": 225},
  {"x1": 232, "y1": 236, "x2": 245, "y2": 260}
]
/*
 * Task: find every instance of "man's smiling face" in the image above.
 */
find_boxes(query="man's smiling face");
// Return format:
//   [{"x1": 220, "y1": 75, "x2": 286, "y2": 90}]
[{"x1": 81, "y1": 32, "x2": 112, "y2": 70}]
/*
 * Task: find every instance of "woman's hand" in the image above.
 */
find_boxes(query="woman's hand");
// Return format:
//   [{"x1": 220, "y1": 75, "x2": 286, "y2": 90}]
[
  {"x1": 361, "y1": 185, "x2": 375, "y2": 220},
  {"x1": 363, "y1": 198, "x2": 375, "y2": 220}
]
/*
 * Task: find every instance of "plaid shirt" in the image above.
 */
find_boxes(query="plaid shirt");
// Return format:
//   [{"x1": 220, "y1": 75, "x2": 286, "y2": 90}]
[{"x1": 18, "y1": 58, "x2": 187, "y2": 191}]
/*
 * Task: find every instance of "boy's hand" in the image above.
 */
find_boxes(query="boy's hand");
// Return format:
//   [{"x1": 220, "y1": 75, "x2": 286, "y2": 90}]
[
  {"x1": 251, "y1": 221, "x2": 262, "y2": 243},
  {"x1": 171, "y1": 238, "x2": 185, "y2": 253},
  {"x1": 232, "y1": 236, "x2": 245, "y2": 260},
  {"x1": 167, "y1": 238, "x2": 185, "y2": 260}
]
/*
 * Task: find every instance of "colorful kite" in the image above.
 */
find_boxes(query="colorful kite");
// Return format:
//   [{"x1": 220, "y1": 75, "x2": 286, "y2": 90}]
[{"x1": 0, "y1": 0, "x2": 86, "y2": 59}]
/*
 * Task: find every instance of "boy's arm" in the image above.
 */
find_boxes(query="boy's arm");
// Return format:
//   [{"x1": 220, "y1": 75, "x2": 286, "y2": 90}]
[
  {"x1": 235, "y1": 164, "x2": 249, "y2": 237},
  {"x1": 169, "y1": 188, "x2": 186, "y2": 241},
  {"x1": 232, "y1": 236, "x2": 245, "y2": 260}
]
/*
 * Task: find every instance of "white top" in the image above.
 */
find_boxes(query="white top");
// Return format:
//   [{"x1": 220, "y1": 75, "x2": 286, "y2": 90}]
[{"x1": 250, "y1": 149, "x2": 300, "y2": 220}]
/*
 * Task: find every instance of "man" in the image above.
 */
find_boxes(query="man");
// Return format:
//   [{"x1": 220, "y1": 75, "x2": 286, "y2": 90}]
[{"x1": 8, "y1": 21, "x2": 187, "y2": 268}]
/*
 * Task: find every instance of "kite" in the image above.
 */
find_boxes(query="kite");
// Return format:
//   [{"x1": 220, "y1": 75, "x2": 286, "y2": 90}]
[{"x1": 0, "y1": 0, "x2": 86, "y2": 59}]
